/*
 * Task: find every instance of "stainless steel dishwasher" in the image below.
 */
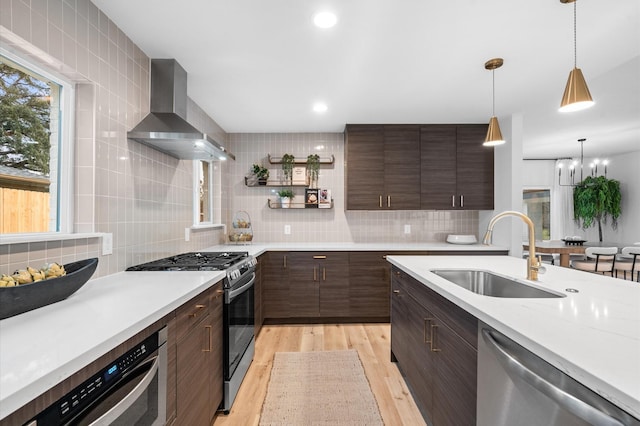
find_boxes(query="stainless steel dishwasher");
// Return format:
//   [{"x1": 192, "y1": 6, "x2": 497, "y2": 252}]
[{"x1": 477, "y1": 323, "x2": 640, "y2": 426}]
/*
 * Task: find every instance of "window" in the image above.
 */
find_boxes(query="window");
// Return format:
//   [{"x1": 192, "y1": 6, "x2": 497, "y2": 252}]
[
  {"x1": 523, "y1": 189, "x2": 551, "y2": 240},
  {"x1": 1, "y1": 53, "x2": 72, "y2": 234}
]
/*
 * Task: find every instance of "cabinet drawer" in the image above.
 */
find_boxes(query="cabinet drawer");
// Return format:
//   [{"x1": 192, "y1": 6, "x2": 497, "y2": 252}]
[
  {"x1": 175, "y1": 288, "x2": 212, "y2": 342},
  {"x1": 392, "y1": 267, "x2": 477, "y2": 349}
]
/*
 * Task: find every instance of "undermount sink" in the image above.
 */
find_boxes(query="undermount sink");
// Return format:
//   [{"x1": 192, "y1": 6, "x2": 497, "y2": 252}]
[{"x1": 430, "y1": 269, "x2": 565, "y2": 298}]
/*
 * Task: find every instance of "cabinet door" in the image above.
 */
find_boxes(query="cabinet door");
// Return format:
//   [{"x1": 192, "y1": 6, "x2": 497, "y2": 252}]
[
  {"x1": 345, "y1": 125, "x2": 385, "y2": 210},
  {"x1": 319, "y1": 253, "x2": 350, "y2": 317},
  {"x1": 456, "y1": 124, "x2": 493, "y2": 210},
  {"x1": 262, "y1": 252, "x2": 289, "y2": 318},
  {"x1": 420, "y1": 125, "x2": 457, "y2": 209},
  {"x1": 348, "y1": 252, "x2": 389, "y2": 318},
  {"x1": 176, "y1": 316, "x2": 210, "y2": 426},
  {"x1": 384, "y1": 125, "x2": 421, "y2": 210},
  {"x1": 287, "y1": 252, "x2": 320, "y2": 317},
  {"x1": 391, "y1": 272, "x2": 435, "y2": 419},
  {"x1": 432, "y1": 321, "x2": 477, "y2": 426},
  {"x1": 209, "y1": 286, "x2": 224, "y2": 420},
  {"x1": 254, "y1": 255, "x2": 263, "y2": 336}
]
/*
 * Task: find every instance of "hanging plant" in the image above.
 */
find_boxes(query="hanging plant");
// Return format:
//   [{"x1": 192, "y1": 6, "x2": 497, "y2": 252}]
[
  {"x1": 281, "y1": 154, "x2": 295, "y2": 184},
  {"x1": 306, "y1": 154, "x2": 320, "y2": 188},
  {"x1": 573, "y1": 175, "x2": 622, "y2": 242},
  {"x1": 251, "y1": 164, "x2": 269, "y2": 185}
]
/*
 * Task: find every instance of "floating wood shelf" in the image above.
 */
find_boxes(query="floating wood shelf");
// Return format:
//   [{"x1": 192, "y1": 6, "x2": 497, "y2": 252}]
[
  {"x1": 244, "y1": 177, "x2": 309, "y2": 187},
  {"x1": 267, "y1": 199, "x2": 334, "y2": 209},
  {"x1": 267, "y1": 154, "x2": 335, "y2": 165}
]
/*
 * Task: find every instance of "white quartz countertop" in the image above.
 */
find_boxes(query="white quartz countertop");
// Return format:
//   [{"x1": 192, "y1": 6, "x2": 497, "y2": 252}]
[
  {"x1": 386, "y1": 255, "x2": 640, "y2": 419},
  {"x1": 0, "y1": 270, "x2": 225, "y2": 420},
  {"x1": 206, "y1": 242, "x2": 508, "y2": 257}
]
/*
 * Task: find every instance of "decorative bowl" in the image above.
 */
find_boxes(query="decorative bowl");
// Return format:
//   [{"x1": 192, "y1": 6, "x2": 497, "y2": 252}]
[
  {"x1": 446, "y1": 234, "x2": 478, "y2": 245},
  {"x1": 0, "y1": 258, "x2": 98, "y2": 320}
]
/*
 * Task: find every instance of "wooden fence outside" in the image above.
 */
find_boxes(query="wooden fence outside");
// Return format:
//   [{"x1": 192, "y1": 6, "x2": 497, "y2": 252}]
[{"x1": 1, "y1": 188, "x2": 50, "y2": 233}]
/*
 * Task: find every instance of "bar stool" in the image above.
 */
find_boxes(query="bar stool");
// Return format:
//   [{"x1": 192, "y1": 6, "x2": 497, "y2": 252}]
[
  {"x1": 570, "y1": 247, "x2": 618, "y2": 277},
  {"x1": 614, "y1": 247, "x2": 640, "y2": 282}
]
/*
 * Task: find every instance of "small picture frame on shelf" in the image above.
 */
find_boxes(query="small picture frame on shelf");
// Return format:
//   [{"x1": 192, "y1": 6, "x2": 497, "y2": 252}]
[
  {"x1": 292, "y1": 166, "x2": 307, "y2": 185},
  {"x1": 318, "y1": 189, "x2": 331, "y2": 208},
  {"x1": 305, "y1": 188, "x2": 319, "y2": 208}
]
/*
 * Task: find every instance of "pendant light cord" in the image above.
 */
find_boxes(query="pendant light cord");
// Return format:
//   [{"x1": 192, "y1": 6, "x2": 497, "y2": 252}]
[
  {"x1": 492, "y1": 70, "x2": 496, "y2": 116},
  {"x1": 573, "y1": 0, "x2": 577, "y2": 68}
]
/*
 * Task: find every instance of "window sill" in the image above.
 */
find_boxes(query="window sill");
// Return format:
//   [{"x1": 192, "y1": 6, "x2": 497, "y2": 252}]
[
  {"x1": 0, "y1": 232, "x2": 106, "y2": 245},
  {"x1": 190, "y1": 223, "x2": 226, "y2": 231}
]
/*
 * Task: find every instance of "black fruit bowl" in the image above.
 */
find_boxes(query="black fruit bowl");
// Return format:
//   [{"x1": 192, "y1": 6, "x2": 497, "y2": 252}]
[{"x1": 0, "y1": 258, "x2": 98, "y2": 320}]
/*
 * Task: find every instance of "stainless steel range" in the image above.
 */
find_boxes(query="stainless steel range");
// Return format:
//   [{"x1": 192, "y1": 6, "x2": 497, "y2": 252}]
[{"x1": 126, "y1": 251, "x2": 257, "y2": 413}]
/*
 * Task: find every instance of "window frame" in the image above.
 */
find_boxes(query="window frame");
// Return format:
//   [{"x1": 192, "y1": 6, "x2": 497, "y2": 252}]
[
  {"x1": 522, "y1": 186, "x2": 552, "y2": 241},
  {"x1": 0, "y1": 47, "x2": 75, "y2": 237},
  {"x1": 192, "y1": 159, "x2": 225, "y2": 229}
]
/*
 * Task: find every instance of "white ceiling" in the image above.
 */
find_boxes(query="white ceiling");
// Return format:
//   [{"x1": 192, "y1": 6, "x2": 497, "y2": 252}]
[{"x1": 93, "y1": 0, "x2": 640, "y2": 159}]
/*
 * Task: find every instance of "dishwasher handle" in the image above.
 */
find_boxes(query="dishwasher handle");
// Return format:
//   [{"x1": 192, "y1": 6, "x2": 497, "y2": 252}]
[{"x1": 481, "y1": 329, "x2": 625, "y2": 426}]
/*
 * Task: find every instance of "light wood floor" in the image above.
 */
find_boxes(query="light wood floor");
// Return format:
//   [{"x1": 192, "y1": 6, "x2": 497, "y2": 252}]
[{"x1": 213, "y1": 323, "x2": 426, "y2": 426}]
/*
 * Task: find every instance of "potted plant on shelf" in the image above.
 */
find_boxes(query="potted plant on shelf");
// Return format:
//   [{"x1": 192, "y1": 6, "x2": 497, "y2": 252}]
[
  {"x1": 277, "y1": 189, "x2": 294, "y2": 209},
  {"x1": 306, "y1": 154, "x2": 320, "y2": 189},
  {"x1": 281, "y1": 154, "x2": 295, "y2": 185},
  {"x1": 251, "y1": 164, "x2": 270, "y2": 185},
  {"x1": 573, "y1": 175, "x2": 622, "y2": 242}
]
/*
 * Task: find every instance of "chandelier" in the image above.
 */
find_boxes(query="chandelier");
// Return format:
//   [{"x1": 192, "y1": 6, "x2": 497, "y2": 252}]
[{"x1": 557, "y1": 138, "x2": 608, "y2": 186}]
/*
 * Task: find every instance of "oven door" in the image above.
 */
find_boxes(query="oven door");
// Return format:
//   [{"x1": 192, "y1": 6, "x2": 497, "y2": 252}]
[{"x1": 224, "y1": 271, "x2": 255, "y2": 380}]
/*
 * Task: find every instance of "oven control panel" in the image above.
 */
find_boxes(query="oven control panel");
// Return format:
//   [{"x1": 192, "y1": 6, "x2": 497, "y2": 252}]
[{"x1": 30, "y1": 331, "x2": 160, "y2": 425}]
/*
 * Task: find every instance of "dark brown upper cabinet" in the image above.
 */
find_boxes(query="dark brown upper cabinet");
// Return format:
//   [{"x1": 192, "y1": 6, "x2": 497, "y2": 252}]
[
  {"x1": 420, "y1": 124, "x2": 494, "y2": 210},
  {"x1": 345, "y1": 124, "x2": 420, "y2": 210}
]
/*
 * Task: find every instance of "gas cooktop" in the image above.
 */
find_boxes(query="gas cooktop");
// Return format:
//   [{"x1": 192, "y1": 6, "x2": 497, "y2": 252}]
[{"x1": 126, "y1": 252, "x2": 249, "y2": 271}]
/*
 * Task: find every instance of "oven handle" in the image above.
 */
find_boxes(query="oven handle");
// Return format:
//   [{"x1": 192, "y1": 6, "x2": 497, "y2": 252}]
[
  {"x1": 227, "y1": 272, "x2": 256, "y2": 303},
  {"x1": 88, "y1": 355, "x2": 160, "y2": 425}
]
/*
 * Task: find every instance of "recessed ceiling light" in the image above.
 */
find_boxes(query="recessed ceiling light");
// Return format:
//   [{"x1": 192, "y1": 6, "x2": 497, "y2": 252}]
[
  {"x1": 313, "y1": 11, "x2": 337, "y2": 29},
  {"x1": 313, "y1": 102, "x2": 328, "y2": 113}
]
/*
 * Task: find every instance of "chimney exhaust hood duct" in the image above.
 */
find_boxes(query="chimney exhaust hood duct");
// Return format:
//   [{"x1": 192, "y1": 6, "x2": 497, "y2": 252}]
[{"x1": 128, "y1": 59, "x2": 234, "y2": 160}]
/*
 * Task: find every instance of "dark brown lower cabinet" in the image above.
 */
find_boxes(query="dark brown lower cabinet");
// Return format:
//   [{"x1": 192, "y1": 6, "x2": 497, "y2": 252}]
[
  {"x1": 262, "y1": 252, "x2": 290, "y2": 318},
  {"x1": 254, "y1": 255, "x2": 263, "y2": 337},
  {"x1": 348, "y1": 252, "x2": 390, "y2": 318},
  {"x1": 391, "y1": 267, "x2": 477, "y2": 426},
  {"x1": 175, "y1": 282, "x2": 223, "y2": 426},
  {"x1": 287, "y1": 252, "x2": 350, "y2": 318}
]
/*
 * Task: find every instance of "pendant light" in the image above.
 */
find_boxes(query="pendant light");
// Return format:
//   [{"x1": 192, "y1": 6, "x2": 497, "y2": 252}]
[
  {"x1": 559, "y1": 0, "x2": 594, "y2": 112},
  {"x1": 483, "y1": 58, "x2": 505, "y2": 146}
]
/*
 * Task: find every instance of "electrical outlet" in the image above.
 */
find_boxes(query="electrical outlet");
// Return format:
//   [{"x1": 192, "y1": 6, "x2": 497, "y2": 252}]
[
  {"x1": 102, "y1": 233, "x2": 113, "y2": 255},
  {"x1": 404, "y1": 224, "x2": 411, "y2": 234},
  {"x1": 284, "y1": 225, "x2": 291, "y2": 235},
  {"x1": 185, "y1": 228, "x2": 190, "y2": 242}
]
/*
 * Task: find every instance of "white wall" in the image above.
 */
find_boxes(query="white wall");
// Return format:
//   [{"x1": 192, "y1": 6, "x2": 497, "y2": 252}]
[{"x1": 480, "y1": 113, "x2": 524, "y2": 257}]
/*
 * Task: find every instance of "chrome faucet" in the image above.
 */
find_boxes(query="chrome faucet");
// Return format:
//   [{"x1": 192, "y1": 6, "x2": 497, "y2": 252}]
[{"x1": 482, "y1": 211, "x2": 543, "y2": 281}]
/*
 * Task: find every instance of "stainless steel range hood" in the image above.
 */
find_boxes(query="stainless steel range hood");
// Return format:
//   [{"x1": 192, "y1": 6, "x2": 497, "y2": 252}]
[{"x1": 128, "y1": 59, "x2": 234, "y2": 160}]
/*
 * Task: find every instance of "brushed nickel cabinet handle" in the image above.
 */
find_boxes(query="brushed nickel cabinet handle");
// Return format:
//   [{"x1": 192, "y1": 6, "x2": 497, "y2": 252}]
[
  {"x1": 313, "y1": 266, "x2": 317, "y2": 281},
  {"x1": 204, "y1": 325, "x2": 212, "y2": 352},
  {"x1": 387, "y1": 195, "x2": 391, "y2": 208},
  {"x1": 379, "y1": 195, "x2": 383, "y2": 208},
  {"x1": 283, "y1": 255, "x2": 287, "y2": 269},
  {"x1": 460, "y1": 195, "x2": 464, "y2": 208},
  {"x1": 322, "y1": 267, "x2": 326, "y2": 281},
  {"x1": 392, "y1": 289, "x2": 400, "y2": 294},
  {"x1": 430, "y1": 324, "x2": 441, "y2": 352},
  {"x1": 313, "y1": 255, "x2": 327, "y2": 259},
  {"x1": 452, "y1": 195, "x2": 455, "y2": 207}
]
